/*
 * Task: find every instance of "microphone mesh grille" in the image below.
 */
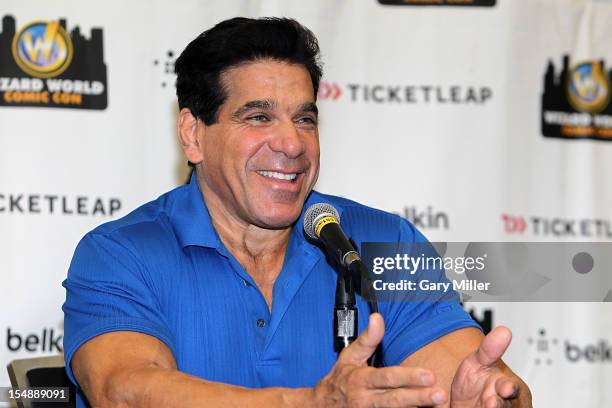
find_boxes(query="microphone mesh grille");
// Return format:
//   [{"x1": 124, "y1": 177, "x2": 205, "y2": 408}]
[{"x1": 303, "y1": 203, "x2": 340, "y2": 240}]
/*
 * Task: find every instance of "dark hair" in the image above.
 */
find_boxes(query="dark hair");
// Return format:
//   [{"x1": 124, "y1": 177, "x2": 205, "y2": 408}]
[{"x1": 175, "y1": 17, "x2": 323, "y2": 125}]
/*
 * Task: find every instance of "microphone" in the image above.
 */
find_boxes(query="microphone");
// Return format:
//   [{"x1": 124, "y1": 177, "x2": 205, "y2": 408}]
[
  {"x1": 303, "y1": 203, "x2": 379, "y2": 310},
  {"x1": 304, "y1": 203, "x2": 379, "y2": 353},
  {"x1": 304, "y1": 203, "x2": 359, "y2": 349},
  {"x1": 303, "y1": 203, "x2": 362, "y2": 270}
]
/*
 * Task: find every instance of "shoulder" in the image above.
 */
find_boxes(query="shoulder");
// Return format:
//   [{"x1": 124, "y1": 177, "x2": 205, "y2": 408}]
[
  {"x1": 78, "y1": 184, "x2": 189, "y2": 258},
  {"x1": 307, "y1": 190, "x2": 425, "y2": 244}
]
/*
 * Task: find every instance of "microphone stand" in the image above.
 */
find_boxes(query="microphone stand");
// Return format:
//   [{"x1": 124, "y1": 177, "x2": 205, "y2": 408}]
[
  {"x1": 334, "y1": 267, "x2": 358, "y2": 351},
  {"x1": 334, "y1": 239, "x2": 381, "y2": 366}
]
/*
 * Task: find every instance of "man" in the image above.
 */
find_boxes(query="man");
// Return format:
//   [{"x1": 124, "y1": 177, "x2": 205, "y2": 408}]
[{"x1": 63, "y1": 17, "x2": 532, "y2": 407}]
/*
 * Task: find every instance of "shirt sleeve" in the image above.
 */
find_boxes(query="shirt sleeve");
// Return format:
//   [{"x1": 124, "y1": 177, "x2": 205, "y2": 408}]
[
  {"x1": 379, "y1": 219, "x2": 482, "y2": 367},
  {"x1": 61, "y1": 231, "x2": 176, "y2": 386}
]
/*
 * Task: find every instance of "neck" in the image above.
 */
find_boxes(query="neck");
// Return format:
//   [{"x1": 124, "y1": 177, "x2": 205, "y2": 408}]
[{"x1": 195, "y1": 174, "x2": 292, "y2": 262}]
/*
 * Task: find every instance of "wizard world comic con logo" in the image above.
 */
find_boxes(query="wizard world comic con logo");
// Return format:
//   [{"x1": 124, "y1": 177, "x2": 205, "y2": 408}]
[
  {"x1": 0, "y1": 15, "x2": 107, "y2": 109},
  {"x1": 542, "y1": 55, "x2": 612, "y2": 141}
]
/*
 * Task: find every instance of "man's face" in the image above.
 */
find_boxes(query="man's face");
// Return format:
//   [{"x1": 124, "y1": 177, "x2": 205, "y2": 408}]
[{"x1": 195, "y1": 60, "x2": 320, "y2": 229}]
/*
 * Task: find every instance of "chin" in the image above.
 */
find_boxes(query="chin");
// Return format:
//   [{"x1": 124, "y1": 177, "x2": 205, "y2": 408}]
[{"x1": 254, "y1": 204, "x2": 303, "y2": 229}]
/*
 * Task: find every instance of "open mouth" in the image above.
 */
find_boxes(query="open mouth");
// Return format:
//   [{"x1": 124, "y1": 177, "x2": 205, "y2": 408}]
[{"x1": 256, "y1": 170, "x2": 299, "y2": 182}]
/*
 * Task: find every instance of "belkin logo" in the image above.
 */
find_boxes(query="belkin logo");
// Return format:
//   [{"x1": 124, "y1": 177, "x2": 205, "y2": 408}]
[
  {"x1": 398, "y1": 205, "x2": 450, "y2": 230},
  {"x1": 565, "y1": 340, "x2": 612, "y2": 363},
  {"x1": 527, "y1": 329, "x2": 612, "y2": 365},
  {"x1": 6, "y1": 327, "x2": 63, "y2": 353}
]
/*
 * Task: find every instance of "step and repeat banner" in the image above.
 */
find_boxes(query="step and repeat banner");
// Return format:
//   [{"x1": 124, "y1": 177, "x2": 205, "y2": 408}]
[{"x1": 1, "y1": 0, "x2": 612, "y2": 406}]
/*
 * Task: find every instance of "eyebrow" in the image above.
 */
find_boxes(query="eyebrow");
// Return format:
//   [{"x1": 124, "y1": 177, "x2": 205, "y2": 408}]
[
  {"x1": 297, "y1": 102, "x2": 318, "y2": 117},
  {"x1": 231, "y1": 99, "x2": 318, "y2": 119},
  {"x1": 231, "y1": 99, "x2": 276, "y2": 119}
]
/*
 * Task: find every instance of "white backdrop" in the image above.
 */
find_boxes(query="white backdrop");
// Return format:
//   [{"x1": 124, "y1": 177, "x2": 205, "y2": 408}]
[{"x1": 1, "y1": 1, "x2": 612, "y2": 406}]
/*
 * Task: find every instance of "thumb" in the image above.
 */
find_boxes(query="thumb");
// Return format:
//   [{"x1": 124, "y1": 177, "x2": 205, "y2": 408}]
[
  {"x1": 338, "y1": 313, "x2": 385, "y2": 366},
  {"x1": 475, "y1": 326, "x2": 512, "y2": 367}
]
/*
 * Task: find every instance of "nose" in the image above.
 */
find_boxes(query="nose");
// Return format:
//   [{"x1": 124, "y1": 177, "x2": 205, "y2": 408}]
[{"x1": 268, "y1": 120, "x2": 306, "y2": 159}]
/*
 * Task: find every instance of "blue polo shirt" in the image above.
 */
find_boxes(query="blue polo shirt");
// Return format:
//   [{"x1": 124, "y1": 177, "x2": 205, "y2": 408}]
[{"x1": 62, "y1": 175, "x2": 479, "y2": 406}]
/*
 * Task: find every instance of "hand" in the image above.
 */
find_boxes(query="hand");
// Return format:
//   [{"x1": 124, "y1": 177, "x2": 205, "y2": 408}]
[
  {"x1": 312, "y1": 313, "x2": 448, "y2": 408},
  {"x1": 450, "y1": 326, "x2": 529, "y2": 408}
]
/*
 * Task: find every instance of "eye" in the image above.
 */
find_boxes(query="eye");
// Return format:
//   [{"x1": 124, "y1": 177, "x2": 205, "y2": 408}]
[
  {"x1": 247, "y1": 114, "x2": 269, "y2": 122},
  {"x1": 296, "y1": 116, "x2": 317, "y2": 125}
]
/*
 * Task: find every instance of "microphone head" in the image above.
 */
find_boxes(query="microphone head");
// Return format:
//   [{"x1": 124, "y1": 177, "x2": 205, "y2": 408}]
[{"x1": 303, "y1": 203, "x2": 340, "y2": 240}]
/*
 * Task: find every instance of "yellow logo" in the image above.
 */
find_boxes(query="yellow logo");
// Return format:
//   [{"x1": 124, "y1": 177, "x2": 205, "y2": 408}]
[
  {"x1": 11, "y1": 20, "x2": 73, "y2": 78},
  {"x1": 315, "y1": 216, "x2": 339, "y2": 237},
  {"x1": 566, "y1": 61, "x2": 610, "y2": 113}
]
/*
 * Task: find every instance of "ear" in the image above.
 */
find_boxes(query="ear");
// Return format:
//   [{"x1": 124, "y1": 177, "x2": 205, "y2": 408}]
[{"x1": 177, "y1": 108, "x2": 204, "y2": 164}]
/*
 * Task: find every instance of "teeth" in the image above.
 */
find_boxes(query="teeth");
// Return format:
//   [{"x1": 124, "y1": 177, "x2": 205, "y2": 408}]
[{"x1": 257, "y1": 171, "x2": 297, "y2": 181}]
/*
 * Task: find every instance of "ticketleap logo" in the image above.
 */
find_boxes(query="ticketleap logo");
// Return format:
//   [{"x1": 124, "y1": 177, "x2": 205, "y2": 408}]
[
  {"x1": 0, "y1": 193, "x2": 121, "y2": 216},
  {"x1": 318, "y1": 81, "x2": 492, "y2": 105},
  {"x1": 527, "y1": 329, "x2": 612, "y2": 365},
  {"x1": 318, "y1": 81, "x2": 342, "y2": 100},
  {"x1": 501, "y1": 214, "x2": 612, "y2": 239}
]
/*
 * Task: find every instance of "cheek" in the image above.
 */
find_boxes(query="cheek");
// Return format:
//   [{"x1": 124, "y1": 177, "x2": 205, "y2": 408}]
[
  {"x1": 211, "y1": 128, "x2": 263, "y2": 170},
  {"x1": 306, "y1": 138, "x2": 320, "y2": 165},
  {"x1": 239, "y1": 132, "x2": 273, "y2": 168}
]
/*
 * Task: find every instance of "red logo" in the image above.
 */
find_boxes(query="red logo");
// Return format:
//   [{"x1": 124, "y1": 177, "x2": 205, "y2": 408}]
[
  {"x1": 318, "y1": 81, "x2": 342, "y2": 100},
  {"x1": 501, "y1": 214, "x2": 527, "y2": 234}
]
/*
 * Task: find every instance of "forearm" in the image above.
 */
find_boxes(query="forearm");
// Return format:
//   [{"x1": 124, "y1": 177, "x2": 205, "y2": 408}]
[{"x1": 101, "y1": 365, "x2": 314, "y2": 408}]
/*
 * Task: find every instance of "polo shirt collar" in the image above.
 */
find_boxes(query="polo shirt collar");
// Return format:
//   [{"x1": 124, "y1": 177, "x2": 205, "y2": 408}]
[{"x1": 172, "y1": 171, "x2": 221, "y2": 249}]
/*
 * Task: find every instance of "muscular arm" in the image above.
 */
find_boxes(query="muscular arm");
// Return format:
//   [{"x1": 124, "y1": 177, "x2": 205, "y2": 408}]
[
  {"x1": 401, "y1": 327, "x2": 532, "y2": 407},
  {"x1": 71, "y1": 331, "x2": 312, "y2": 408},
  {"x1": 72, "y1": 316, "x2": 447, "y2": 408}
]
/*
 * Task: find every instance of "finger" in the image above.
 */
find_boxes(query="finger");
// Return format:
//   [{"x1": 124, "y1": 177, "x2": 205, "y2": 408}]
[
  {"x1": 361, "y1": 366, "x2": 435, "y2": 389},
  {"x1": 374, "y1": 387, "x2": 447, "y2": 407},
  {"x1": 338, "y1": 313, "x2": 384, "y2": 365},
  {"x1": 475, "y1": 326, "x2": 512, "y2": 367},
  {"x1": 494, "y1": 377, "x2": 519, "y2": 400},
  {"x1": 484, "y1": 394, "x2": 505, "y2": 408}
]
